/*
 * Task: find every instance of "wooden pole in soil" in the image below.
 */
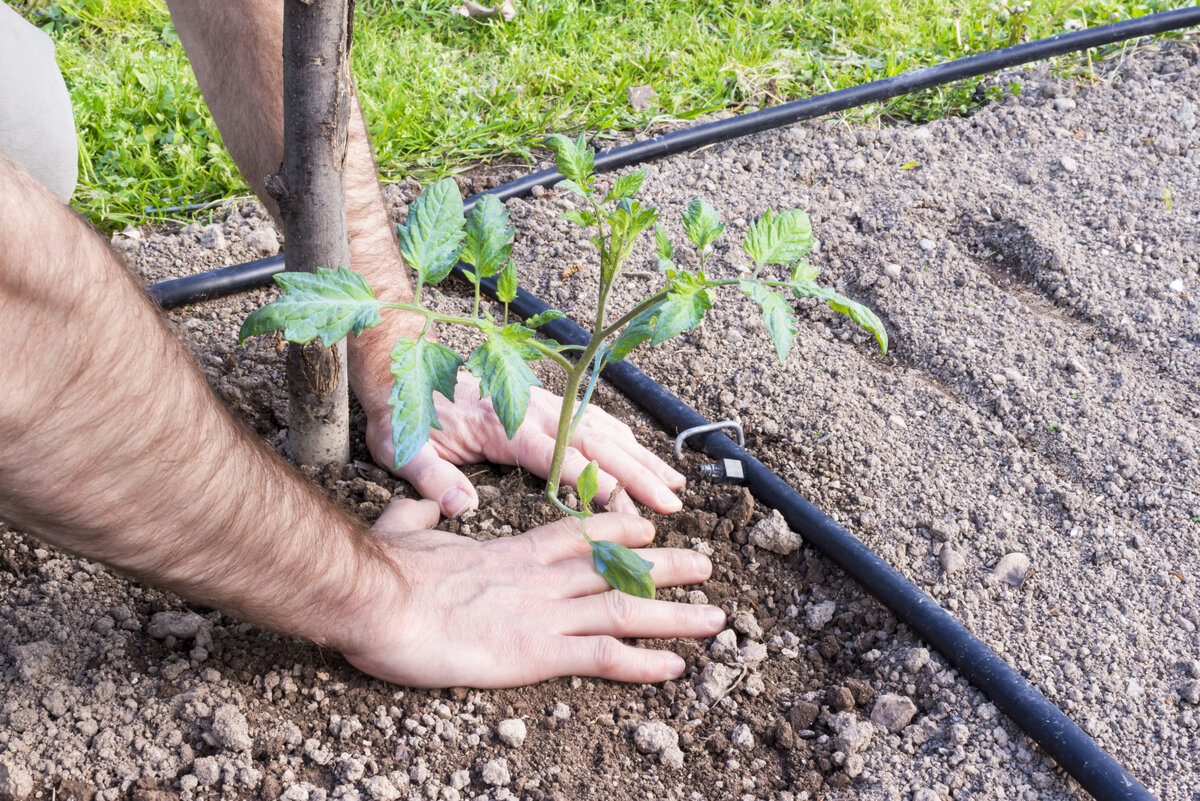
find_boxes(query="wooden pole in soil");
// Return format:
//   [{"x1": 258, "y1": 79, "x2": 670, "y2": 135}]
[{"x1": 266, "y1": 0, "x2": 355, "y2": 466}]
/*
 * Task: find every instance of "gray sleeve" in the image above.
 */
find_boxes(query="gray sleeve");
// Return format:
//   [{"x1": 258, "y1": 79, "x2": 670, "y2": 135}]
[{"x1": 0, "y1": 2, "x2": 78, "y2": 203}]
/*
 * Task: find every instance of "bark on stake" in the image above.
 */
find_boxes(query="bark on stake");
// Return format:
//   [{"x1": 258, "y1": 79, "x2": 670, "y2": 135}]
[{"x1": 266, "y1": 0, "x2": 356, "y2": 466}]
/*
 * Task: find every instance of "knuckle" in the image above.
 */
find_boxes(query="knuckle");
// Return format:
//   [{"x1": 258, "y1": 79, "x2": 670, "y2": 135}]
[
  {"x1": 603, "y1": 589, "x2": 640, "y2": 629},
  {"x1": 592, "y1": 636, "x2": 623, "y2": 673}
]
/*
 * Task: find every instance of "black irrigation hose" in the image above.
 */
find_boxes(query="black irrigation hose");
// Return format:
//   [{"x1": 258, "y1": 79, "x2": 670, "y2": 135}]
[
  {"x1": 142, "y1": 9, "x2": 1200, "y2": 799},
  {"x1": 503, "y1": 290, "x2": 1158, "y2": 801},
  {"x1": 148, "y1": 6, "x2": 1200, "y2": 310}
]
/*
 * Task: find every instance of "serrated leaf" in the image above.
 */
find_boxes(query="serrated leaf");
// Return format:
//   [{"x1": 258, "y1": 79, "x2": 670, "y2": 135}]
[
  {"x1": 387, "y1": 339, "x2": 463, "y2": 468},
  {"x1": 606, "y1": 169, "x2": 647, "y2": 202},
  {"x1": 562, "y1": 208, "x2": 596, "y2": 227},
  {"x1": 465, "y1": 324, "x2": 542, "y2": 439},
  {"x1": 791, "y1": 259, "x2": 819, "y2": 283},
  {"x1": 577, "y1": 460, "x2": 600, "y2": 511},
  {"x1": 525, "y1": 309, "x2": 565, "y2": 328},
  {"x1": 792, "y1": 281, "x2": 888, "y2": 355},
  {"x1": 681, "y1": 199, "x2": 725, "y2": 254},
  {"x1": 555, "y1": 178, "x2": 590, "y2": 199},
  {"x1": 544, "y1": 133, "x2": 595, "y2": 190},
  {"x1": 496, "y1": 259, "x2": 519, "y2": 303},
  {"x1": 590, "y1": 539, "x2": 655, "y2": 598},
  {"x1": 398, "y1": 178, "x2": 466, "y2": 287},
  {"x1": 239, "y1": 267, "x2": 383, "y2": 346},
  {"x1": 605, "y1": 199, "x2": 659, "y2": 279},
  {"x1": 654, "y1": 224, "x2": 674, "y2": 261},
  {"x1": 650, "y1": 270, "x2": 712, "y2": 346},
  {"x1": 461, "y1": 193, "x2": 512, "y2": 279},
  {"x1": 743, "y1": 208, "x2": 813, "y2": 267},
  {"x1": 608, "y1": 302, "x2": 661, "y2": 362},
  {"x1": 739, "y1": 281, "x2": 797, "y2": 365}
]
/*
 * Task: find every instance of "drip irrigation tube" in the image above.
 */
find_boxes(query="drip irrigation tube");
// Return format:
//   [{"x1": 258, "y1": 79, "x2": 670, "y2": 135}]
[
  {"x1": 148, "y1": 6, "x2": 1200, "y2": 310},
  {"x1": 141, "y1": 10, "x2": 1200, "y2": 800}
]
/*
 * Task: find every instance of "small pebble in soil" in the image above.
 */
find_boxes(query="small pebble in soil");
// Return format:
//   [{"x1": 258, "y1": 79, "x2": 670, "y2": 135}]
[
  {"x1": 1060, "y1": 155, "x2": 1079, "y2": 173},
  {"x1": 696, "y1": 662, "x2": 741, "y2": 707},
  {"x1": 939, "y1": 546, "x2": 966, "y2": 574},
  {"x1": 480, "y1": 758, "x2": 510, "y2": 787},
  {"x1": 805, "y1": 600, "x2": 836, "y2": 631},
  {"x1": 710, "y1": 629, "x2": 738, "y2": 662},
  {"x1": 496, "y1": 718, "x2": 526, "y2": 748},
  {"x1": 747, "y1": 510, "x2": 802, "y2": 555},
  {"x1": 871, "y1": 693, "x2": 918, "y2": 733},
  {"x1": 0, "y1": 759, "x2": 33, "y2": 800},
  {"x1": 991, "y1": 552, "x2": 1031, "y2": 586},
  {"x1": 730, "y1": 724, "x2": 755, "y2": 750}
]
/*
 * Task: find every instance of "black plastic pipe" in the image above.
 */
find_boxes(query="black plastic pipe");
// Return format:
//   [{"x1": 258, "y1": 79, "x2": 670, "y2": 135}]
[
  {"x1": 500, "y1": 285, "x2": 1158, "y2": 801},
  {"x1": 140, "y1": 10, "x2": 1200, "y2": 799},
  {"x1": 148, "y1": 6, "x2": 1200, "y2": 310}
]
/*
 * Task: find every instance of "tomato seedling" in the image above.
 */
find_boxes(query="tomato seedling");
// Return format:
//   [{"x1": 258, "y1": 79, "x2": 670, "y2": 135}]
[{"x1": 240, "y1": 134, "x2": 887, "y2": 597}]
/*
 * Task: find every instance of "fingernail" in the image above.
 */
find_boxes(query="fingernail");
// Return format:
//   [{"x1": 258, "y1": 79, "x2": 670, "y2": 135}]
[
  {"x1": 663, "y1": 467, "x2": 685, "y2": 486},
  {"x1": 442, "y1": 488, "x2": 472, "y2": 517},
  {"x1": 702, "y1": 606, "x2": 726, "y2": 629},
  {"x1": 658, "y1": 488, "x2": 682, "y2": 510},
  {"x1": 664, "y1": 653, "x2": 686, "y2": 677}
]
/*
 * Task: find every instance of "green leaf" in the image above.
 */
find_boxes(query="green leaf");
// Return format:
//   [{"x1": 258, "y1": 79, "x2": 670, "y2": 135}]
[
  {"x1": 650, "y1": 270, "x2": 712, "y2": 346},
  {"x1": 555, "y1": 178, "x2": 590, "y2": 199},
  {"x1": 525, "y1": 309, "x2": 565, "y2": 328},
  {"x1": 544, "y1": 133, "x2": 595, "y2": 190},
  {"x1": 398, "y1": 178, "x2": 466, "y2": 287},
  {"x1": 606, "y1": 169, "x2": 647, "y2": 202},
  {"x1": 461, "y1": 194, "x2": 513, "y2": 279},
  {"x1": 743, "y1": 208, "x2": 813, "y2": 267},
  {"x1": 465, "y1": 324, "x2": 542, "y2": 439},
  {"x1": 739, "y1": 281, "x2": 797, "y2": 365},
  {"x1": 792, "y1": 282, "x2": 888, "y2": 355},
  {"x1": 681, "y1": 199, "x2": 725, "y2": 254},
  {"x1": 590, "y1": 539, "x2": 655, "y2": 598},
  {"x1": 791, "y1": 259, "x2": 819, "y2": 283},
  {"x1": 562, "y1": 209, "x2": 596, "y2": 228},
  {"x1": 387, "y1": 339, "x2": 463, "y2": 468},
  {"x1": 608, "y1": 302, "x2": 661, "y2": 362},
  {"x1": 239, "y1": 267, "x2": 382, "y2": 346},
  {"x1": 577, "y1": 460, "x2": 600, "y2": 511},
  {"x1": 496, "y1": 259, "x2": 519, "y2": 303},
  {"x1": 654, "y1": 225, "x2": 674, "y2": 261},
  {"x1": 605, "y1": 199, "x2": 659, "y2": 280}
]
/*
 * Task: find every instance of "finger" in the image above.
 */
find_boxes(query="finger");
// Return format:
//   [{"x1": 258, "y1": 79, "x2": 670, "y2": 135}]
[
  {"x1": 577, "y1": 408, "x2": 687, "y2": 490},
  {"x1": 572, "y1": 428, "x2": 682, "y2": 514},
  {"x1": 552, "y1": 547, "x2": 713, "y2": 597},
  {"x1": 392, "y1": 442, "x2": 478, "y2": 517},
  {"x1": 558, "y1": 591, "x2": 727, "y2": 639},
  {"x1": 504, "y1": 512, "x2": 654, "y2": 564},
  {"x1": 549, "y1": 439, "x2": 629, "y2": 513},
  {"x1": 553, "y1": 635, "x2": 687, "y2": 683},
  {"x1": 372, "y1": 498, "x2": 442, "y2": 535}
]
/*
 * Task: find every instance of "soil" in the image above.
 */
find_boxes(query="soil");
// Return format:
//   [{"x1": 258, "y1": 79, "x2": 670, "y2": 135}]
[{"x1": 3, "y1": 41, "x2": 1200, "y2": 801}]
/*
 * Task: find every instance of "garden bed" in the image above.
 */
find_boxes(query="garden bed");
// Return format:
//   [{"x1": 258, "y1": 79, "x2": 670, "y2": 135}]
[{"x1": 2, "y1": 43, "x2": 1199, "y2": 801}]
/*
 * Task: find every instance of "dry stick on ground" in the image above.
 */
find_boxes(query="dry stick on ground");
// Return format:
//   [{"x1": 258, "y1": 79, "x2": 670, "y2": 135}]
[{"x1": 265, "y1": 0, "x2": 356, "y2": 465}]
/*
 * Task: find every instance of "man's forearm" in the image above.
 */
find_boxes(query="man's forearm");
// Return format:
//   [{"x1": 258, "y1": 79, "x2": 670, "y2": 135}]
[
  {"x1": 167, "y1": 0, "x2": 423, "y2": 420},
  {"x1": 0, "y1": 157, "x2": 394, "y2": 650}
]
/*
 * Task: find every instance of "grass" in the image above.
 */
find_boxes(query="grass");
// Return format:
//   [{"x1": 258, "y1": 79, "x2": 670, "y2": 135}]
[{"x1": 12, "y1": 0, "x2": 1195, "y2": 229}]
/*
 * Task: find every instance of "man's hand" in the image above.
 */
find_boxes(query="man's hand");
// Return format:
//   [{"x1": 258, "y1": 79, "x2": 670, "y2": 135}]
[
  {"x1": 366, "y1": 370, "x2": 687, "y2": 518},
  {"x1": 342, "y1": 501, "x2": 724, "y2": 688}
]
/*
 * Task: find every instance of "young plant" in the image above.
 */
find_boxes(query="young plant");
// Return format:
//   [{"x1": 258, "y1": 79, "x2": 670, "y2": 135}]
[{"x1": 239, "y1": 133, "x2": 887, "y2": 597}]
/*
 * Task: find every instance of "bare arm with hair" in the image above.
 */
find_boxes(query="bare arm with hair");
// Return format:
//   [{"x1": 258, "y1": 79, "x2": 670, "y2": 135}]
[
  {"x1": 0, "y1": 156, "x2": 724, "y2": 687},
  {"x1": 166, "y1": 0, "x2": 690, "y2": 519}
]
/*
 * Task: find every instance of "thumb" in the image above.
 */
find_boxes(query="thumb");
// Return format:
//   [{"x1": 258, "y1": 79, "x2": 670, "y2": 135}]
[
  {"x1": 392, "y1": 442, "x2": 479, "y2": 517},
  {"x1": 374, "y1": 498, "x2": 442, "y2": 533}
]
